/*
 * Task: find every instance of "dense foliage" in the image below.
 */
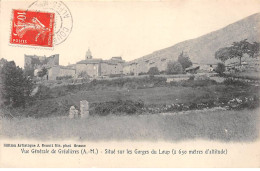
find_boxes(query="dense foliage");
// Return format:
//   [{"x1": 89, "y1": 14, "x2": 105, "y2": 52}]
[
  {"x1": 0, "y1": 61, "x2": 34, "y2": 107},
  {"x1": 215, "y1": 39, "x2": 260, "y2": 65},
  {"x1": 215, "y1": 63, "x2": 226, "y2": 74},
  {"x1": 147, "y1": 67, "x2": 160, "y2": 76},
  {"x1": 178, "y1": 51, "x2": 192, "y2": 69},
  {"x1": 166, "y1": 61, "x2": 183, "y2": 74}
]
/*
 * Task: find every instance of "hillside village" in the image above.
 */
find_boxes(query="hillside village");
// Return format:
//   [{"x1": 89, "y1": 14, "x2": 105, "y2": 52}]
[
  {"x1": 24, "y1": 49, "x2": 217, "y2": 81},
  {"x1": 22, "y1": 13, "x2": 260, "y2": 81},
  {"x1": 24, "y1": 49, "x2": 126, "y2": 81},
  {"x1": 24, "y1": 47, "x2": 259, "y2": 83}
]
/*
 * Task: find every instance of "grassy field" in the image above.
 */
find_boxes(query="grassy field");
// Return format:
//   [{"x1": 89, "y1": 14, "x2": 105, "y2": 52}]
[
  {"x1": 65, "y1": 86, "x2": 213, "y2": 105},
  {"x1": 1, "y1": 108, "x2": 259, "y2": 142},
  {"x1": 6, "y1": 80, "x2": 258, "y2": 118},
  {"x1": 67, "y1": 84, "x2": 258, "y2": 105},
  {"x1": 225, "y1": 71, "x2": 260, "y2": 80}
]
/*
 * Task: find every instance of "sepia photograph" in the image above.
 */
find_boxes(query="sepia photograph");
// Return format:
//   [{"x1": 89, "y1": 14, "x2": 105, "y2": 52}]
[{"x1": 0, "y1": 0, "x2": 260, "y2": 168}]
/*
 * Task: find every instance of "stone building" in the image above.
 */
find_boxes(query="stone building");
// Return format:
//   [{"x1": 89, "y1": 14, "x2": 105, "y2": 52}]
[
  {"x1": 24, "y1": 54, "x2": 59, "y2": 70},
  {"x1": 76, "y1": 59, "x2": 102, "y2": 78},
  {"x1": 25, "y1": 49, "x2": 126, "y2": 80},
  {"x1": 123, "y1": 56, "x2": 171, "y2": 75},
  {"x1": 123, "y1": 63, "x2": 131, "y2": 75},
  {"x1": 75, "y1": 49, "x2": 125, "y2": 78},
  {"x1": 101, "y1": 57, "x2": 124, "y2": 76},
  {"x1": 47, "y1": 65, "x2": 76, "y2": 80},
  {"x1": 24, "y1": 54, "x2": 77, "y2": 80}
]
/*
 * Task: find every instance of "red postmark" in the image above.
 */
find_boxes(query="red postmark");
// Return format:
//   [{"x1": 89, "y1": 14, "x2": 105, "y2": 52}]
[{"x1": 10, "y1": 10, "x2": 55, "y2": 47}]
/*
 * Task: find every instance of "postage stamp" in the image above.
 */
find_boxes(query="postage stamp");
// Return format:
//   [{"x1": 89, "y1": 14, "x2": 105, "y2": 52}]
[
  {"x1": 10, "y1": 9, "x2": 55, "y2": 47},
  {"x1": 28, "y1": 1, "x2": 73, "y2": 46}
]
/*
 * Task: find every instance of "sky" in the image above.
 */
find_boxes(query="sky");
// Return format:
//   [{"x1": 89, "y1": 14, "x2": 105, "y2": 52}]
[{"x1": 1, "y1": 0, "x2": 260, "y2": 68}]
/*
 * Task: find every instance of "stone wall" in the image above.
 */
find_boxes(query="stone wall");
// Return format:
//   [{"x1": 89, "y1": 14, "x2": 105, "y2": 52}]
[
  {"x1": 47, "y1": 66, "x2": 60, "y2": 80},
  {"x1": 123, "y1": 64, "x2": 131, "y2": 75},
  {"x1": 47, "y1": 66, "x2": 76, "y2": 80},
  {"x1": 59, "y1": 67, "x2": 76, "y2": 77},
  {"x1": 76, "y1": 63, "x2": 100, "y2": 78}
]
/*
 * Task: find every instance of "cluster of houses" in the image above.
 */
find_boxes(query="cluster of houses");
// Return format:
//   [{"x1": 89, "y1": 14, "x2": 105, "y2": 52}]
[
  {"x1": 24, "y1": 49, "x2": 125, "y2": 80},
  {"x1": 24, "y1": 49, "x2": 258, "y2": 81}
]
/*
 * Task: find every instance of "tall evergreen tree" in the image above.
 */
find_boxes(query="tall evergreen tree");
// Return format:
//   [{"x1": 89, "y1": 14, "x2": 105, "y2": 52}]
[
  {"x1": 0, "y1": 61, "x2": 34, "y2": 108},
  {"x1": 178, "y1": 51, "x2": 192, "y2": 69}
]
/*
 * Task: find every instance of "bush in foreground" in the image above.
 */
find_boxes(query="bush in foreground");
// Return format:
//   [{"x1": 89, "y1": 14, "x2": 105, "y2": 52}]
[
  {"x1": 92, "y1": 100, "x2": 144, "y2": 116},
  {"x1": 170, "y1": 79, "x2": 217, "y2": 87},
  {"x1": 223, "y1": 78, "x2": 248, "y2": 86},
  {"x1": 56, "y1": 75, "x2": 73, "y2": 80}
]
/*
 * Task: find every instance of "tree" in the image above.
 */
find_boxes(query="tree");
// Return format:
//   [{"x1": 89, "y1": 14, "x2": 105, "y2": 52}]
[
  {"x1": 215, "y1": 63, "x2": 226, "y2": 75},
  {"x1": 215, "y1": 39, "x2": 260, "y2": 65},
  {"x1": 166, "y1": 61, "x2": 183, "y2": 74},
  {"x1": 37, "y1": 67, "x2": 48, "y2": 78},
  {"x1": 178, "y1": 51, "x2": 192, "y2": 69},
  {"x1": 0, "y1": 58, "x2": 8, "y2": 105},
  {"x1": 78, "y1": 71, "x2": 89, "y2": 78},
  {"x1": 248, "y1": 41, "x2": 260, "y2": 58},
  {"x1": 215, "y1": 47, "x2": 231, "y2": 62},
  {"x1": 0, "y1": 61, "x2": 34, "y2": 108},
  {"x1": 24, "y1": 68, "x2": 35, "y2": 78},
  {"x1": 0, "y1": 58, "x2": 8, "y2": 69},
  {"x1": 147, "y1": 67, "x2": 159, "y2": 76}
]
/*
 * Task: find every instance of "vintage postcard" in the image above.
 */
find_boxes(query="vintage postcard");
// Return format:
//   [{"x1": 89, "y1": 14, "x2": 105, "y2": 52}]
[{"x1": 0, "y1": 0, "x2": 260, "y2": 168}]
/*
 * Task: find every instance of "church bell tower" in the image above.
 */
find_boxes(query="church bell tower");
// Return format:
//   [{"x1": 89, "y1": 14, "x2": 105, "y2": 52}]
[{"x1": 85, "y1": 48, "x2": 92, "y2": 60}]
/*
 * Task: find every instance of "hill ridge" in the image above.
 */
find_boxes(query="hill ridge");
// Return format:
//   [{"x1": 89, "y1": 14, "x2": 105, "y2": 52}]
[{"x1": 128, "y1": 12, "x2": 260, "y2": 68}]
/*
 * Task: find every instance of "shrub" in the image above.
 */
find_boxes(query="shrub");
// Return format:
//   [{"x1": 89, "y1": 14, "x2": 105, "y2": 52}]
[
  {"x1": 159, "y1": 70, "x2": 166, "y2": 75},
  {"x1": 34, "y1": 85, "x2": 53, "y2": 99},
  {"x1": 138, "y1": 72, "x2": 147, "y2": 76},
  {"x1": 147, "y1": 67, "x2": 160, "y2": 76},
  {"x1": 88, "y1": 76, "x2": 167, "y2": 89},
  {"x1": 215, "y1": 63, "x2": 225, "y2": 75},
  {"x1": 195, "y1": 75, "x2": 210, "y2": 81},
  {"x1": 24, "y1": 68, "x2": 35, "y2": 78},
  {"x1": 78, "y1": 71, "x2": 89, "y2": 78},
  {"x1": 188, "y1": 75, "x2": 195, "y2": 81},
  {"x1": 180, "y1": 79, "x2": 217, "y2": 87},
  {"x1": 223, "y1": 78, "x2": 248, "y2": 86},
  {"x1": 166, "y1": 61, "x2": 183, "y2": 75},
  {"x1": 56, "y1": 75, "x2": 73, "y2": 80},
  {"x1": 92, "y1": 100, "x2": 144, "y2": 116},
  {"x1": 178, "y1": 51, "x2": 192, "y2": 69},
  {"x1": 37, "y1": 67, "x2": 47, "y2": 78},
  {"x1": 109, "y1": 74, "x2": 123, "y2": 78}
]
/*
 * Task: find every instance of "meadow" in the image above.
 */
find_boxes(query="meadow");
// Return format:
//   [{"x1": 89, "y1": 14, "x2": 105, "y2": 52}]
[
  {"x1": 1, "y1": 108, "x2": 259, "y2": 142},
  {"x1": 9, "y1": 78, "x2": 258, "y2": 117},
  {"x1": 0, "y1": 76, "x2": 259, "y2": 141}
]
